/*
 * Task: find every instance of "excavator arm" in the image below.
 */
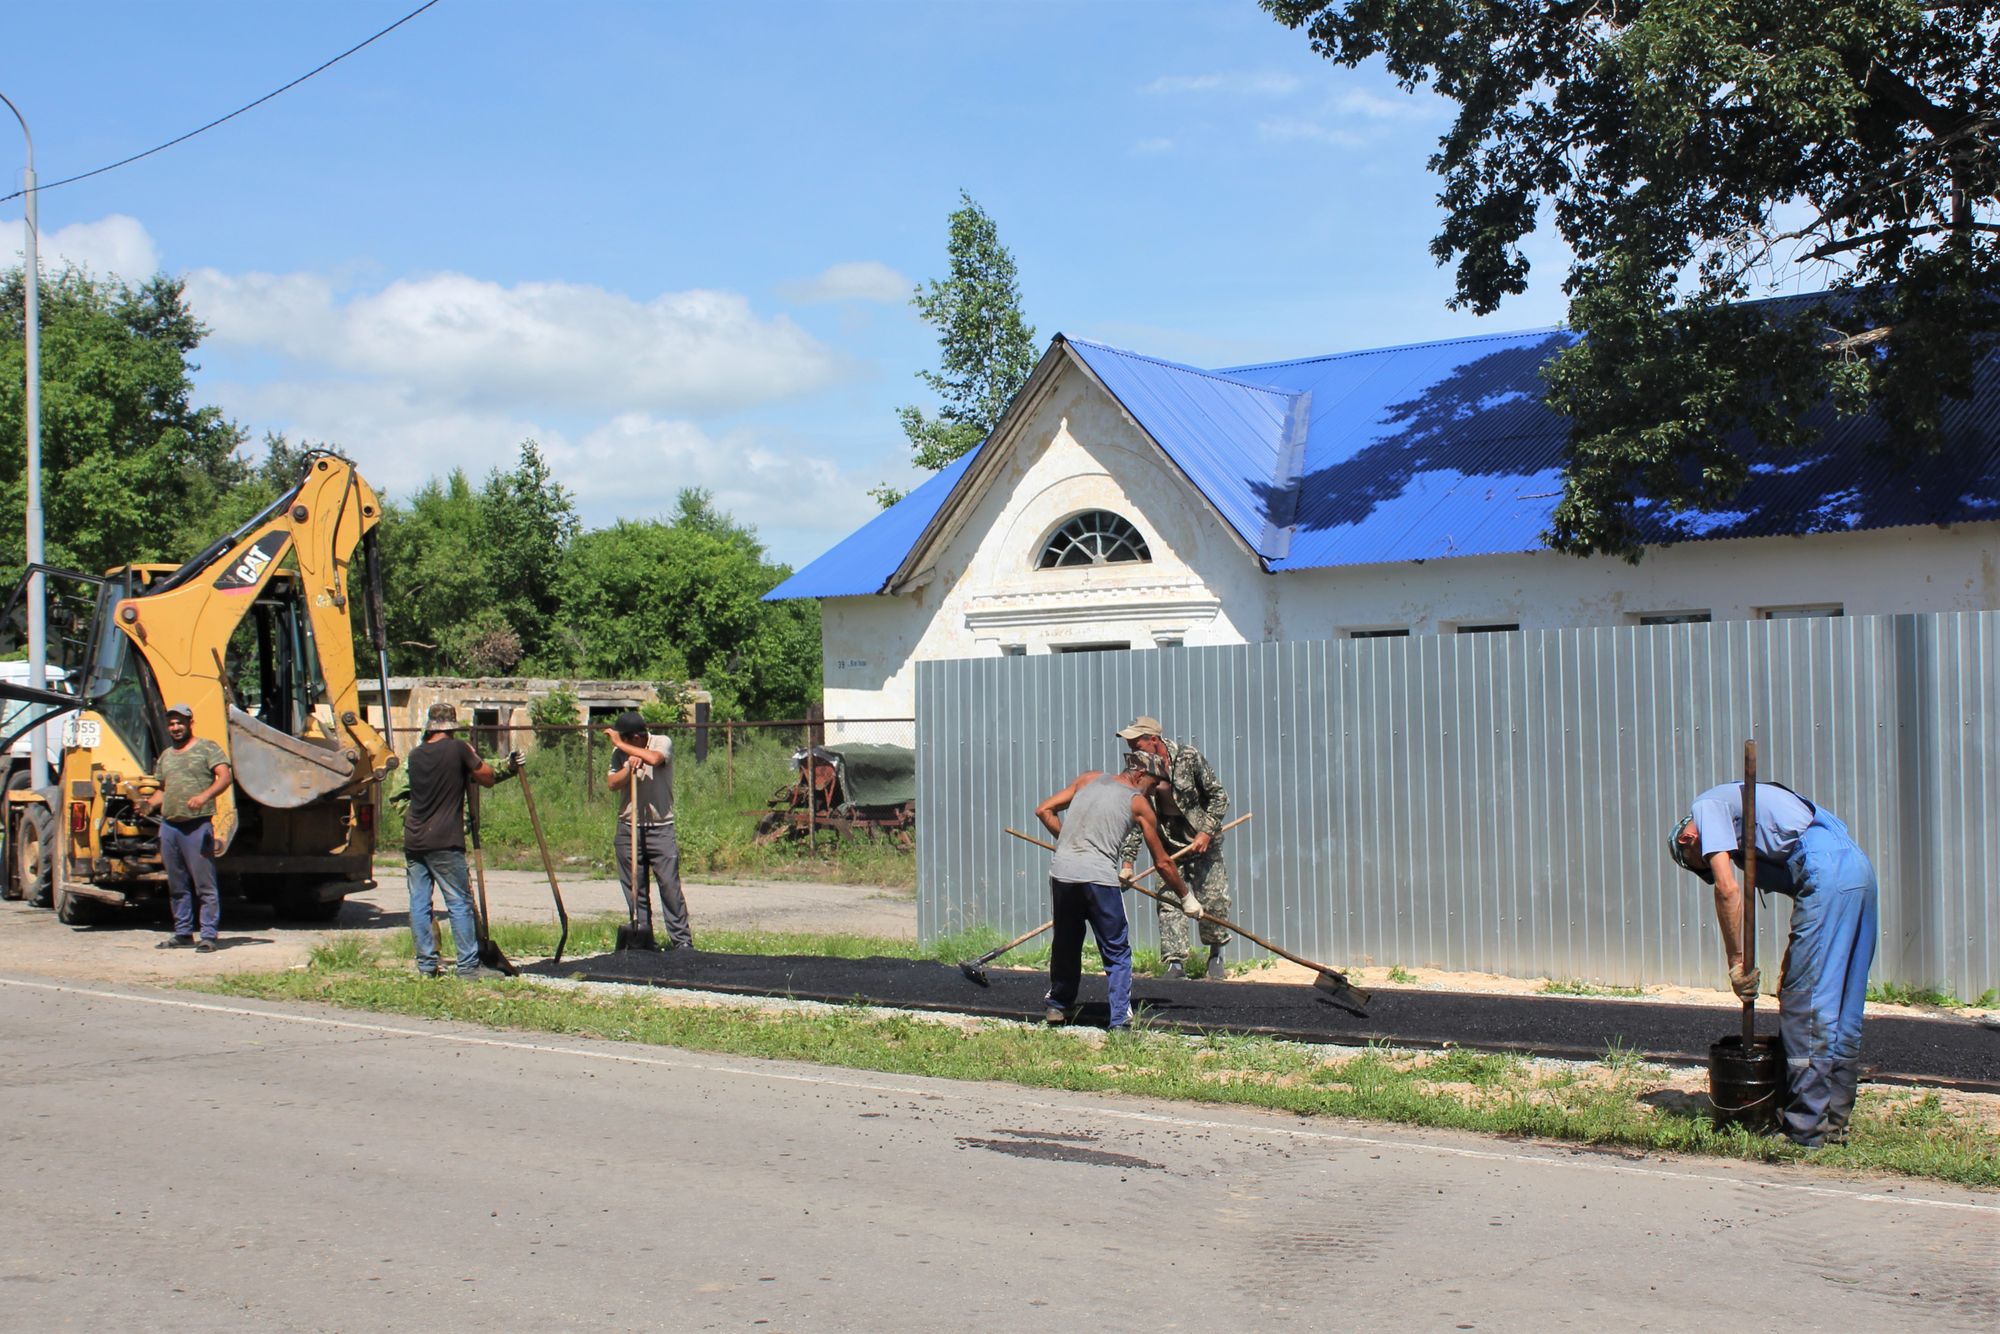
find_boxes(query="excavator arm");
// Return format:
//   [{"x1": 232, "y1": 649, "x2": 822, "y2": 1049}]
[{"x1": 112, "y1": 453, "x2": 394, "y2": 819}]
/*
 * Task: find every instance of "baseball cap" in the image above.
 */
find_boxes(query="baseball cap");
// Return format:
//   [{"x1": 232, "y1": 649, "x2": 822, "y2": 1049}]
[
  {"x1": 1116, "y1": 715, "x2": 1164, "y2": 741},
  {"x1": 424, "y1": 702, "x2": 461, "y2": 731},
  {"x1": 614, "y1": 710, "x2": 648, "y2": 738},
  {"x1": 164, "y1": 702, "x2": 194, "y2": 720}
]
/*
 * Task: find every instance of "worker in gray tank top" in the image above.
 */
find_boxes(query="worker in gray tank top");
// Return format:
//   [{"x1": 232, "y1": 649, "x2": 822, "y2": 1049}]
[{"x1": 1034, "y1": 751, "x2": 1199, "y2": 1030}]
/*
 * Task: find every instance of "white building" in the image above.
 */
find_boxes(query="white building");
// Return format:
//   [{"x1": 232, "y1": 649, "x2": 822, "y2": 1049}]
[{"x1": 769, "y1": 322, "x2": 2000, "y2": 724}]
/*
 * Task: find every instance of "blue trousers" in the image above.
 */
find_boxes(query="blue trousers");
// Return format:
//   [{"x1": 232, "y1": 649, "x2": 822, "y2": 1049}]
[
  {"x1": 1045, "y1": 880, "x2": 1133, "y2": 1028},
  {"x1": 1778, "y1": 808, "x2": 1878, "y2": 1145},
  {"x1": 159, "y1": 818, "x2": 220, "y2": 940},
  {"x1": 407, "y1": 850, "x2": 480, "y2": 976}
]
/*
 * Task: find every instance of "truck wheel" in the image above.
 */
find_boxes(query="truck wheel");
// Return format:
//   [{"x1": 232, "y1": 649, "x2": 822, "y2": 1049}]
[
  {"x1": 54, "y1": 881, "x2": 107, "y2": 927},
  {"x1": 11, "y1": 802, "x2": 55, "y2": 909}
]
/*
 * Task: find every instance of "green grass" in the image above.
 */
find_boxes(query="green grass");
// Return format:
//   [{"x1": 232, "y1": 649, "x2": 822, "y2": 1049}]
[
  {"x1": 1386, "y1": 965, "x2": 1417, "y2": 984},
  {"x1": 382, "y1": 916, "x2": 1209, "y2": 981},
  {"x1": 1541, "y1": 978, "x2": 1646, "y2": 998},
  {"x1": 379, "y1": 735, "x2": 915, "y2": 888},
  {"x1": 196, "y1": 951, "x2": 2000, "y2": 1189},
  {"x1": 1866, "y1": 980, "x2": 2000, "y2": 1009}
]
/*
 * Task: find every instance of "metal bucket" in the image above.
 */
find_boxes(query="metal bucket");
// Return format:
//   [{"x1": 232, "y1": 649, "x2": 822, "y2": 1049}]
[{"x1": 1708, "y1": 1034, "x2": 1783, "y2": 1133}]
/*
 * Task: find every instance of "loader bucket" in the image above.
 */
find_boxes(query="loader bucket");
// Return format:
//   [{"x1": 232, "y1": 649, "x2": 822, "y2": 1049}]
[{"x1": 226, "y1": 707, "x2": 358, "y2": 810}]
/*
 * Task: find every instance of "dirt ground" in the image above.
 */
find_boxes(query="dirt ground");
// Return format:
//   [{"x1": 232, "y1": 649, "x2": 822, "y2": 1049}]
[{"x1": 0, "y1": 868, "x2": 917, "y2": 986}]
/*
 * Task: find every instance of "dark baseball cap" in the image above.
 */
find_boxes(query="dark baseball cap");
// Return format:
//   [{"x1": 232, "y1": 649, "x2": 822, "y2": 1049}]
[
  {"x1": 614, "y1": 710, "x2": 648, "y2": 738},
  {"x1": 164, "y1": 702, "x2": 194, "y2": 720}
]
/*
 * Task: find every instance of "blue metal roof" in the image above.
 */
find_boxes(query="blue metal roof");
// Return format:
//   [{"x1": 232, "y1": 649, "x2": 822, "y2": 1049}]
[
  {"x1": 1064, "y1": 338, "x2": 1303, "y2": 557},
  {"x1": 763, "y1": 450, "x2": 977, "y2": 600},
  {"x1": 770, "y1": 315, "x2": 2000, "y2": 598}
]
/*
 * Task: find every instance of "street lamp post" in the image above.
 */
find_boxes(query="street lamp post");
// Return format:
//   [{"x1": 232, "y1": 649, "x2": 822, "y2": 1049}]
[{"x1": 0, "y1": 90, "x2": 47, "y2": 784}]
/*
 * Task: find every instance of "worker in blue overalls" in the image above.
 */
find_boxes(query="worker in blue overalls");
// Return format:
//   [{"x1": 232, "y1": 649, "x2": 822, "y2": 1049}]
[{"x1": 1670, "y1": 782, "x2": 1879, "y2": 1147}]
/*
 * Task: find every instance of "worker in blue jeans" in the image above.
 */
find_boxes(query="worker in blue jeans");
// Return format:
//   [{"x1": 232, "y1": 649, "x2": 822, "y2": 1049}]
[
  {"x1": 400, "y1": 702, "x2": 518, "y2": 977},
  {"x1": 1671, "y1": 781, "x2": 1879, "y2": 1147},
  {"x1": 1034, "y1": 751, "x2": 1198, "y2": 1030}
]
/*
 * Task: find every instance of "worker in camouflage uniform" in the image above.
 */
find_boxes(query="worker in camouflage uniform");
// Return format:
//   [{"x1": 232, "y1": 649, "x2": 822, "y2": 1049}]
[{"x1": 1115, "y1": 715, "x2": 1232, "y2": 979}]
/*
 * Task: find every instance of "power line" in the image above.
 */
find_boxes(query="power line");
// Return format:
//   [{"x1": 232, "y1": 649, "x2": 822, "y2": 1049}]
[{"x1": 0, "y1": 0, "x2": 443, "y2": 205}]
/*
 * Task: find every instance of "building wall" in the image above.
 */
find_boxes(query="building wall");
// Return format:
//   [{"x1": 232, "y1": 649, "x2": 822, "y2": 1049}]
[
  {"x1": 822, "y1": 364, "x2": 1277, "y2": 724},
  {"x1": 820, "y1": 362, "x2": 2000, "y2": 720},
  {"x1": 1274, "y1": 521, "x2": 2000, "y2": 638}
]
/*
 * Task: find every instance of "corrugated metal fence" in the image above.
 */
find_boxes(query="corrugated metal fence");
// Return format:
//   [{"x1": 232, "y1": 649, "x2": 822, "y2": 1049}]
[{"x1": 915, "y1": 612, "x2": 1999, "y2": 995}]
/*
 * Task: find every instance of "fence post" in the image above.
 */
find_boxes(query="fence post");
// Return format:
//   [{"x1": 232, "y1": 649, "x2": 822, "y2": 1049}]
[
  {"x1": 695, "y1": 698, "x2": 710, "y2": 764},
  {"x1": 725, "y1": 722, "x2": 734, "y2": 798},
  {"x1": 584, "y1": 725, "x2": 594, "y2": 803}
]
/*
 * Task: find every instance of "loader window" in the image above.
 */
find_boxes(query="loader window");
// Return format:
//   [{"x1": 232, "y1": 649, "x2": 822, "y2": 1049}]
[
  {"x1": 223, "y1": 579, "x2": 330, "y2": 738},
  {"x1": 90, "y1": 634, "x2": 159, "y2": 770}
]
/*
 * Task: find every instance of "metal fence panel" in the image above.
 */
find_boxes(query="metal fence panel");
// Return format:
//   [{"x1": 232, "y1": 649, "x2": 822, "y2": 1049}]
[{"x1": 915, "y1": 611, "x2": 2000, "y2": 996}]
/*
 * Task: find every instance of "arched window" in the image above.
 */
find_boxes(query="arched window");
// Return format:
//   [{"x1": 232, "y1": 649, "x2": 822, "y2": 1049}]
[{"x1": 1037, "y1": 511, "x2": 1151, "y2": 569}]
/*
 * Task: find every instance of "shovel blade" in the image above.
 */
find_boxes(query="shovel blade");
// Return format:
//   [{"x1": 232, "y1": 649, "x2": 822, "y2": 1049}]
[
  {"x1": 957, "y1": 959, "x2": 990, "y2": 987},
  {"x1": 1314, "y1": 969, "x2": 1371, "y2": 1017},
  {"x1": 479, "y1": 939, "x2": 519, "y2": 977},
  {"x1": 616, "y1": 925, "x2": 660, "y2": 953}
]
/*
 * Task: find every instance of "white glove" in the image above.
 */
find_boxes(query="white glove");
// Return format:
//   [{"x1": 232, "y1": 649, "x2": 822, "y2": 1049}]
[{"x1": 1179, "y1": 892, "x2": 1204, "y2": 919}]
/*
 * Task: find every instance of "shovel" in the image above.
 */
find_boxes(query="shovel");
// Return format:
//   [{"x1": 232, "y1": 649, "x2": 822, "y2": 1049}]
[
  {"x1": 466, "y1": 784, "x2": 517, "y2": 976},
  {"x1": 1003, "y1": 824, "x2": 1372, "y2": 1017},
  {"x1": 961, "y1": 814, "x2": 1254, "y2": 985},
  {"x1": 614, "y1": 752, "x2": 659, "y2": 952},
  {"x1": 512, "y1": 759, "x2": 570, "y2": 966}
]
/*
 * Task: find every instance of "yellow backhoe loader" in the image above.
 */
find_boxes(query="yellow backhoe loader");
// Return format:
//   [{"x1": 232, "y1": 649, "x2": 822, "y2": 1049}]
[{"x1": 2, "y1": 451, "x2": 398, "y2": 924}]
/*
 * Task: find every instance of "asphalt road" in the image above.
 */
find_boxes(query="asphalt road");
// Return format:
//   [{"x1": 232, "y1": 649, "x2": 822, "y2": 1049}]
[
  {"x1": 541, "y1": 949, "x2": 2000, "y2": 1091},
  {"x1": 3, "y1": 974, "x2": 1995, "y2": 1332}
]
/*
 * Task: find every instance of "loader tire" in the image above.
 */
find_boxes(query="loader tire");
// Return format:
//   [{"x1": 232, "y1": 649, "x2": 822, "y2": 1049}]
[
  {"x1": 12, "y1": 801, "x2": 55, "y2": 909},
  {"x1": 54, "y1": 880, "x2": 108, "y2": 927},
  {"x1": 274, "y1": 893, "x2": 344, "y2": 924}
]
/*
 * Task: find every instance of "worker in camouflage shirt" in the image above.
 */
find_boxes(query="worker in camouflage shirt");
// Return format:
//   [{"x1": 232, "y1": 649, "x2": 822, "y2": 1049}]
[{"x1": 1114, "y1": 715, "x2": 1232, "y2": 979}]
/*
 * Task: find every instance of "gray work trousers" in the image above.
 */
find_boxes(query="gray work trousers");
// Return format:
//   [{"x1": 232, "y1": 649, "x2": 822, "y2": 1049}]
[{"x1": 616, "y1": 822, "x2": 691, "y2": 947}]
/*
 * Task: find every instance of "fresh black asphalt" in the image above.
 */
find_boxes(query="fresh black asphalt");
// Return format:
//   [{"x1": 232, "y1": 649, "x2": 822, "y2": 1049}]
[{"x1": 525, "y1": 948, "x2": 2000, "y2": 1092}]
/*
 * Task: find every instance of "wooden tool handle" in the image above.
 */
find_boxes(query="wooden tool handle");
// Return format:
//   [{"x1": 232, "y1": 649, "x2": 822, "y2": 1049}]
[{"x1": 1742, "y1": 740, "x2": 1758, "y2": 1042}]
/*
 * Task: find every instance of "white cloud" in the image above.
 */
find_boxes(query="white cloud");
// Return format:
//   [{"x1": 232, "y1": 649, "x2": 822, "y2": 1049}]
[
  {"x1": 204, "y1": 375, "x2": 883, "y2": 566},
  {"x1": 0, "y1": 214, "x2": 160, "y2": 283},
  {"x1": 1334, "y1": 88, "x2": 1425, "y2": 121},
  {"x1": 1146, "y1": 71, "x2": 1300, "y2": 97},
  {"x1": 1257, "y1": 117, "x2": 1368, "y2": 149},
  {"x1": 1132, "y1": 137, "x2": 1176, "y2": 155},
  {"x1": 185, "y1": 267, "x2": 845, "y2": 415},
  {"x1": 779, "y1": 260, "x2": 912, "y2": 304}
]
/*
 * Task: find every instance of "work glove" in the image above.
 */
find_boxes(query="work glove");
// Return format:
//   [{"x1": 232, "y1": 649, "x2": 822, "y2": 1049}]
[
  {"x1": 1179, "y1": 892, "x2": 1204, "y2": 920},
  {"x1": 1729, "y1": 964, "x2": 1761, "y2": 1000},
  {"x1": 1118, "y1": 864, "x2": 1136, "y2": 887},
  {"x1": 506, "y1": 750, "x2": 524, "y2": 773}
]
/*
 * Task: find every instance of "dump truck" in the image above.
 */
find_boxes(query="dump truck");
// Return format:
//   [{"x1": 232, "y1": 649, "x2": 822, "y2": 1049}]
[{"x1": 1, "y1": 451, "x2": 398, "y2": 924}]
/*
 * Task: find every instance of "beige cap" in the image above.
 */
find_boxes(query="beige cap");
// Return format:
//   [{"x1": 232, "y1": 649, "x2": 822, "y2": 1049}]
[
  {"x1": 1116, "y1": 714, "x2": 1164, "y2": 741},
  {"x1": 164, "y1": 702, "x2": 194, "y2": 720}
]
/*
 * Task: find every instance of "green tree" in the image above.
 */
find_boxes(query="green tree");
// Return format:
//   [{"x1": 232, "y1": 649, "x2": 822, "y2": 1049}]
[
  {"x1": 374, "y1": 470, "x2": 489, "y2": 675},
  {"x1": 1264, "y1": 1, "x2": 2000, "y2": 559},
  {"x1": 555, "y1": 517, "x2": 819, "y2": 720},
  {"x1": 0, "y1": 267, "x2": 251, "y2": 579},
  {"x1": 481, "y1": 440, "x2": 579, "y2": 659},
  {"x1": 898, "y1": 192, "x2": 1039, "y2": 472}
]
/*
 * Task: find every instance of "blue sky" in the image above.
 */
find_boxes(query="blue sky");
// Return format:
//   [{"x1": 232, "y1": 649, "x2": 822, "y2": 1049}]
[{"x1": 3, "y1": 0, "x2": 1575, "y2": 568}]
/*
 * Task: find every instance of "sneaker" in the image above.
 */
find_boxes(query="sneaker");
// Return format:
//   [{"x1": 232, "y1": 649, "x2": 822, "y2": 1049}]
[
  {"x1": 1044, "y1": 1005, "x2": 1069, "y2": 1025},
  {"x1": 194, "y1": 938, "x2": 216, "y2": 953},
  {"x1": 1165, "y1": 961, "x2": 1186, "y2": 981},
  {"x1": 156, "y1": 935, "x2": 194, "y2": 950}
]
